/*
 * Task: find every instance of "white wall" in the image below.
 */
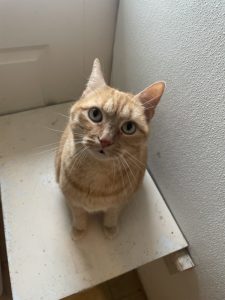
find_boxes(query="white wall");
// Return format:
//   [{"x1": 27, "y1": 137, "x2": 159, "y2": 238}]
[
  {"x1": 112, "y1": 1, "x2": 225, "y2": 299},
  {"x1": 0, "y1": 0, "x2": 118, "y2": 115}
]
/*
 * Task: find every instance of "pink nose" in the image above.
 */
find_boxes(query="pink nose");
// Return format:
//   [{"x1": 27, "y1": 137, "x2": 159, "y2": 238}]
[{"x1": 100, "y1": 138, "x2": 113, "y2": 148}]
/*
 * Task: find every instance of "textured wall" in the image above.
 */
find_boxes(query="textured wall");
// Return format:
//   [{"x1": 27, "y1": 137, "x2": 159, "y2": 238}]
[{"x1": 112, "y1": 1, "x2": 225, "y2": 299}]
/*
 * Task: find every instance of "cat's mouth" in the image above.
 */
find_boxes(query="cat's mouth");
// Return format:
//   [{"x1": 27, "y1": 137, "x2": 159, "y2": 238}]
[
  {"x1": 88, "y1": 147, "x2": 117, "y2": 161},
  {"x1": 99, "y1": 149, "x2": 105, "y2": 155},
  {"x1": 87, "y1": 146, "x2": 114, "y2": 160}
]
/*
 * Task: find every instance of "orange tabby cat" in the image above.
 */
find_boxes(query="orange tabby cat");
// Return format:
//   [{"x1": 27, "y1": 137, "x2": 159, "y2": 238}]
[{"x1": 55, "y1": 59, "x2": 165, "y2": 239}]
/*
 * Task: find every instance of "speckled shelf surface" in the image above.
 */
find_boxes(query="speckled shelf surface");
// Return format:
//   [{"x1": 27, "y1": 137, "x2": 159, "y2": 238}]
[{"x1": 0, "y1": 103, "x2": 187, "y2": 300}]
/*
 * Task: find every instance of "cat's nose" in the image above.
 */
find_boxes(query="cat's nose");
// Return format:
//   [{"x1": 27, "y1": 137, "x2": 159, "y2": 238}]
[{"x1": 99, "y1": 138, "x2": 113, "y2": 148}]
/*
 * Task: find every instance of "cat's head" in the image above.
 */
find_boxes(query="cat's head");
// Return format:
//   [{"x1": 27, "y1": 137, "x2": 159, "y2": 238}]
[{"x1": 70, "y1": 59, "x2": 165, "y2": 160}]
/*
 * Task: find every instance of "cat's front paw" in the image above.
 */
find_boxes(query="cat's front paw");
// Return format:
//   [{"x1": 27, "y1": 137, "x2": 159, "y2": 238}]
[
  {"x1": 103, "y1": 225, "x2": 119, "y2": 239},
  {"x1": 71, "y1": 227, "x2": 86, "y2": 241}
]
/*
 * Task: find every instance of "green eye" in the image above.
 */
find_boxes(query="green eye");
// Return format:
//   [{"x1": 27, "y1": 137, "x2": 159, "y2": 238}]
[
  {"x1": 88, "y1": 107, "x2": 102, "y2": 122},
  {"x1": 121, "y1": 121, "x2": 136, "y2": 135}
]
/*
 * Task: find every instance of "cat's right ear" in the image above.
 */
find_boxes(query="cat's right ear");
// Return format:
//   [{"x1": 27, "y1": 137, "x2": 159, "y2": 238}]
[
  {"x1": 135, "y1": 81, "x2": 165, "y2": 121},
  {"x1": 82, "y1": 58, "x2": 106, "y2": 97}
]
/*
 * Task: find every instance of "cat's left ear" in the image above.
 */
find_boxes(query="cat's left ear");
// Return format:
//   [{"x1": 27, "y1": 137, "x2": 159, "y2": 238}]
[
  {"x1": 82, "y1": 58, "x2": 106, "y2": 97},
  {"x1": 135, "y1": 81, "x2": 165, "y2": 121}
]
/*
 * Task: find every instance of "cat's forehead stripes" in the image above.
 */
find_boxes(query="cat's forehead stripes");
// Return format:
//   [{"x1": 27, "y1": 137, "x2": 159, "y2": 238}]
[
  {"x1": 117, "y1": 96, "x2": 143, "y2": 121},
  {"x1": 103, "y1": 97, "x2": 114, "y2": 113},
  {"x1": 101, "y1": 89, "x2": 136, "y2": 120}
]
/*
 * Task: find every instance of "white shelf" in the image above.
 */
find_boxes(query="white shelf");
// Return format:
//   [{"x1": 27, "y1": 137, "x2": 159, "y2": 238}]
[{"x1": 0, "y1": 103, "x2": 188, "y2": 300}]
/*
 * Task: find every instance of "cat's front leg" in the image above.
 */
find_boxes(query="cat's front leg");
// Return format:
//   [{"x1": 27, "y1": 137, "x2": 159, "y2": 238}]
[
  {"x1": 71, "y1": 206, "x2": 89, "y2": 240},
  {"x1": 103, "y1": 206, "x2": 122, "y2": 239}
]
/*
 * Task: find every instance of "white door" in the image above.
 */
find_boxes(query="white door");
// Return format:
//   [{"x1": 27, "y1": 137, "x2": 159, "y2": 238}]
[{"x1": 0, "y1": 0, "x2": 118, "y2": 115}]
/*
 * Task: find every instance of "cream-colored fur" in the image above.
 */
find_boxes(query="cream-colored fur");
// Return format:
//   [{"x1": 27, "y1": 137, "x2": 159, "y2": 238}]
[{"x1": 55, "y1": 59, "x2": 165, "y2": 239}]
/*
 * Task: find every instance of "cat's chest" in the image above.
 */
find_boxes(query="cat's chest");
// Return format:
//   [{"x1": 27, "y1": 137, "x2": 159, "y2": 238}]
[
  {"x1": 61, "y1": 154, "x2": 144, "y2": 211},
  {"x1": 62, "y1": 151, "x2": 143, "y2": 196},
  {"x1": 73, "y1": 164, "x2": 113, "y2": 187}
]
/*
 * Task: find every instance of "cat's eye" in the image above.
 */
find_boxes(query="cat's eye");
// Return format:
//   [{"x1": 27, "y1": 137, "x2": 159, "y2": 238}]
[
  {"x1": 121, "y1": 121, "x2": 136, "y2": 135},
  {"x1": 88, "y1": 107, "x2": 103, "y2": 122}
]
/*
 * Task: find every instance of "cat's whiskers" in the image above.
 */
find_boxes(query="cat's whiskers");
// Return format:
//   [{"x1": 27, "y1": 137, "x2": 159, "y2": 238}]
[
  {"x1": 58, "y1": 112, "x2": 70, "y2": 119},
  {"x1": 121, "y1": 156, "x2": 136, "y2": 184},
  {"x1": 46, "y1": 126, "x2": 64, "y2": 133},
  {"x1": 114, "y1": 150, "x2": 144, "y2": 192},
  {"x1": 73, "y1": 138, "x2": 84, "y2": 144},
  {"x1": 73, "y1": 131, "x2": 85, "y2": 136},
  {"x1": 119, "y1": 157, "x2": 131, "y2": 196},
  {"x1": 32, "y1": 147, "x2": 60, "y2": 157},
  {"x1": 73, "y1": 136, "x2": 85, "y2": 141},
  {"x1": 74, "y1": 147, "x2": 88, "y2": 174},
  {"x1": 33, "y1": 141, "x2": 84, "y2": 156},
  {"x1": 77, "y1": 147, "x2": 87, "y2": 169},
  {"x1": 116, "y1": 157, "x2": 127, "y2": 196},
  {"x1": 34, "y1": 141, "x2": 60, "y2": 149},
  {"x1": 73, "y1": 133, "x2": 85, "y2": 137},
  {"x1": 34, "y1": 136, "x2": 82, "y2": 151},
  {"x1": 68, "y1": 146, "x2": 87, "y2": 176},
  {"x1": 124, "y1": 150, "x2": 146, "y2": 168},
  {"x1": 126, "y1": 157, "x2": 143, "y2": 171},
  {"x1": 83, "y1": 137, "x2": 95, "y2": 143},
  {"x1": 119, "y1": 156, "x2": 133, "y2": 192},
  {"x1": 80, "y1": 137, "x2": 98, "y2": 148}
]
